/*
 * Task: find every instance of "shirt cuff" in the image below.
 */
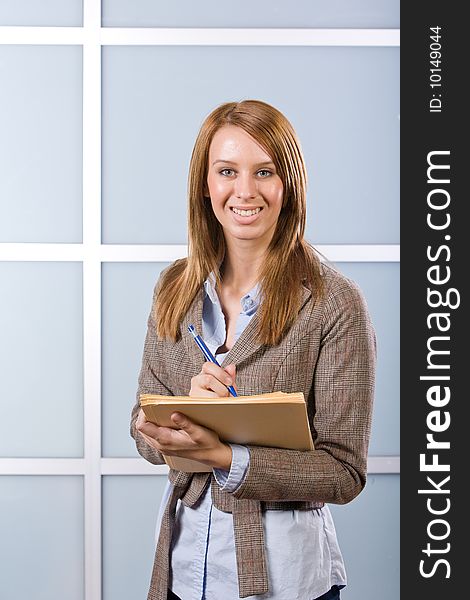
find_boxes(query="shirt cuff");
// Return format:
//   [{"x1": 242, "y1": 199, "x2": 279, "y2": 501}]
[{"x1": 213, "y1": 444, "x2": 250, "y2": 493}]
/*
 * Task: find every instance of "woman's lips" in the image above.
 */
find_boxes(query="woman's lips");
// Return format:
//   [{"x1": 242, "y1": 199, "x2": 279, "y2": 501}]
[
  {"x1": 229, "y1": 206, "x2": 264, "y2": 224},
  {"x1": 231, "y1": 206, "x2": 262, "y2": 217}
]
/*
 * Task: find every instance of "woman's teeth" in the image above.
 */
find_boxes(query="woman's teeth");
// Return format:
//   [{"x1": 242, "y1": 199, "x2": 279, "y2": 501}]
[{"x1": 231, "y1": 207, "x2": 261, "y2": 216}]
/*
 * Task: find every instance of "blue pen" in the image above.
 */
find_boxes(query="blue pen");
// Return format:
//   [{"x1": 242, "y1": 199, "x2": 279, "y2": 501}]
[{"x1": 188, "y1": 324, "x2": 238, "y2": 397}]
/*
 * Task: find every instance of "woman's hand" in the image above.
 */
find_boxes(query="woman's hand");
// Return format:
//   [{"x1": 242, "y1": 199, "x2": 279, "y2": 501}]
[
  {"x1": 135, "y1": 362, "x2": 237, "y2": 469},
  {"x1": 190, "y1": 362, "x2": 236, "y2": 398},
  {"x1": 135, "y1": 408, "x2": 232, "y2": 470}
]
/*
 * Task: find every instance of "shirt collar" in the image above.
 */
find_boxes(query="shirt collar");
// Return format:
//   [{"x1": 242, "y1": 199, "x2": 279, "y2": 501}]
[
  {"x1": 203, "y1": 274, "x2": 261, "y2": 315},
  {"x1": 203, "y1": 272, "x2": 219, "y2": 305}
]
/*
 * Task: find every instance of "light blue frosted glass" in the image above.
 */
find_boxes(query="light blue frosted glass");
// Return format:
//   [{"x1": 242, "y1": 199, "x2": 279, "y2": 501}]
[
  {"x1": 102, "y1": 46, "x2": 398, "y2": 244},
  {"x1": 335, "y1": 262, "x2": 399, "y2": 456},
  {"x1": 330, "y1": 474, "x2": 399, "y2": 600},
  {"x1": 0, "y1": 1, "x2": 82, "y2": 26},
  {"x1": 102, "y1": 0, "x2": 399, "y2": 28},
  {"x1": 0, "y1": 262, "x2": 83, "y2": 457},
  {"x1": 0, "y1": 46, "x2": 82, "y2": 242},
  {"x1": 0, "y1": 476, "x2": 84, "y2": 600},
  {"x1": 102, "y1": 262, "x2": 169, "y2": 457},
  {"x1": 102, "y1": 475, "x2": 168, "y2": 600}
]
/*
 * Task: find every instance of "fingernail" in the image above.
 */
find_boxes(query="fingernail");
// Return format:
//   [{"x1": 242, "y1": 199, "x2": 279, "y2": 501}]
[{"x1": 225, "y1": 378, "x2": 232, "y2": 386}]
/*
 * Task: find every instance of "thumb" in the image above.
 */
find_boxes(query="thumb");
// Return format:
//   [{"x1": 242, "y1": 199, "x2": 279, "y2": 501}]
[
  {"x1": 171, "y1": 412, "x2": 194, "y2": 431},
  {"x1": 224, "y1": 364, "x2": 237, "y2": 388},
  {"x1": 224, "y1": 364, "x2": 236, "y2": 379}
]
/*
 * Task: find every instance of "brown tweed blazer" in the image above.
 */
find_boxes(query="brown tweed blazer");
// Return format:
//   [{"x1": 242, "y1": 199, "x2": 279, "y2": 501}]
[{"x1": 130, "y1": 262, "x2": 376, "y2": 599}]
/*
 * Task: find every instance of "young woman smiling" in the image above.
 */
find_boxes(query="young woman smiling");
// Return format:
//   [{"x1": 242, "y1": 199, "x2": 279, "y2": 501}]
[{"x1": 131, "y1": 100, "x2": 376, "y2": 600}]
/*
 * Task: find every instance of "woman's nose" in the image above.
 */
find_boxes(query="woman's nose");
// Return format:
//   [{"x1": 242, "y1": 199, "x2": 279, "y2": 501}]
[{"x1": 234, "y1": 173, "x2": 257, "y2": 199}]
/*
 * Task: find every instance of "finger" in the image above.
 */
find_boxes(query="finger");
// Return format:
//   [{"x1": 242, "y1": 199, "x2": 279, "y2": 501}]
[
  {"x1": 135, "y1": 408, "x2": 148, "y2": 429},
  {"x1": 190, "y1": 372, "x2": 229, "y2": 397},
  {"x1": 140, "y1": 430, "x2": 158, "y2": 446},
  {"x1": 201, "y1": 362, "x2": 234, "y2": 388},
  {"x1": 137, "y1": 419, "x2": 164, "y2": 439}
]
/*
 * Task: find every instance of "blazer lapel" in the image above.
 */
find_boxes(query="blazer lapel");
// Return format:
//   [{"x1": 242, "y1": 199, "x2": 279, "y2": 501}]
[
  {"x1": 220, "y1": 284, "x2": 313, "y2": 368},
  {"x1": 180, "y1": 283, "x2": 313, "y2": 369},
  {"x1": 220, "y1": 310, "x2": 263, "y2": 368},
  {"x1": 178, "y1": 284, "x2": 262, "y2": 370},
  {"x1": 299, "y1": 284, "x2": 313, "y2": 311}
]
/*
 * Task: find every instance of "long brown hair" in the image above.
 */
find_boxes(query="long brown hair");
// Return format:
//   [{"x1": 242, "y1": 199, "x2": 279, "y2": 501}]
[{"x1": 155, "y1": 100, "x2": 323, "y2": 346}]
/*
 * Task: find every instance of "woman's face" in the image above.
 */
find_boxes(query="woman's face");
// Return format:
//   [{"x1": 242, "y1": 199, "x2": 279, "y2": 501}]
[{"x1": 206, "y1": 125, "x2": 284, "y2": 249}]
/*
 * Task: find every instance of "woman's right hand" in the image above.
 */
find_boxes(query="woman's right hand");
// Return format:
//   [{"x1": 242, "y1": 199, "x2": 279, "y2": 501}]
[{"x1": 189, "y1": 362, "x2": 237, "y2": 397}]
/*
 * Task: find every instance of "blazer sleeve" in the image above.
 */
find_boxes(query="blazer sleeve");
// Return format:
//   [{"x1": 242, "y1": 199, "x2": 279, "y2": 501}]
[
  {"x1": 232, "y1": 278, "x2": 376, "y2": 505},
  {"x1": 130, "y1": 284, "x2": 173, "y2": 466}
]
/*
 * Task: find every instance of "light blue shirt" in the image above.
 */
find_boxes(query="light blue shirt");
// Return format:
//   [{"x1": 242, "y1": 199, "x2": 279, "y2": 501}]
[{"x1": 157, "y1": 276, "x2": 347, "y2": 600}]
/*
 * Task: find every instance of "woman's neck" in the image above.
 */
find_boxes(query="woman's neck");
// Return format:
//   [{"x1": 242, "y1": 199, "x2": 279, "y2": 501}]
[{"x1": 220, "y1": 242, "x2": 265, "y2": 295}]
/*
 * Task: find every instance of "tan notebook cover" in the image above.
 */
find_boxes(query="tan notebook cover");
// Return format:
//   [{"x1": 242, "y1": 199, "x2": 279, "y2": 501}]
[{"x1": 139, "y1": 391, "x2": 314, "y2": 472}]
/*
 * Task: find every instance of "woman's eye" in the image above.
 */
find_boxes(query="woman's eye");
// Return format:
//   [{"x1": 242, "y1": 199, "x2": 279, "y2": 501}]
[
  {"x1": 257, "y1": 170, "x2": 272, "y2": 178},
  {"x1": 220, "y1": 168, "x2": 235, "y2": 176}
]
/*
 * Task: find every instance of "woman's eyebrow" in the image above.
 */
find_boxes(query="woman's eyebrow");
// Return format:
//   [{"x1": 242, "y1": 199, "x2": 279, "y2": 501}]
[
  {"x1": 212, "y1": 159, "x2": 236, "y2": 166},
  {"x1": 212, "y1": 159, "x2": 275, "y2": 167}
]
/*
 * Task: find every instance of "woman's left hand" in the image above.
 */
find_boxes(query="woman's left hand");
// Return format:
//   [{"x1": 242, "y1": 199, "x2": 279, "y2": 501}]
[{"x1": 136, "y1": 410, "x2": 232, "y2": 470}]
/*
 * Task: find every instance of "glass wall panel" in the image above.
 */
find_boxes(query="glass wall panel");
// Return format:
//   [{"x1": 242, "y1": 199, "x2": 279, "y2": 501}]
[
  {"x1": 102, "y1": 0, "x2": 399, "y2": 28},
  {"x1": 102, "y1": 475, "x2": 168, "y2": 600},
  {"x1": 102, "y1": 46, "x2": 398, "y2": 244},
  {"x1": 0, "y1": 475, "x2": 84, "y2": 600},
  {"x1": 0, "y1": 262, "x2": 83, "y2": 457},
  {"x1": 0, "y1": 45, "x2": 83, "y2": 242},
  {"x1": 330, "y1": 474, "x2": 399, "y2": 600},
  {"x1": 0, "y1": 0, "x2": 83, "y2": 26},
  {"x1": 102, "y1": 262, "x2": 169, "y2": 457},
  {"x1": 336, "y1": 262, "x2": 399, "y2": 456}
]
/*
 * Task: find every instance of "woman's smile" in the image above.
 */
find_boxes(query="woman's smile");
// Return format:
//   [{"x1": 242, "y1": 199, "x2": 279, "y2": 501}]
[
  {"x1": 228, "y1": 205, "x2": 264, "y2": 224},
  {"x1": 230, "y1": 206, "x2": 262, "y2": 217}
]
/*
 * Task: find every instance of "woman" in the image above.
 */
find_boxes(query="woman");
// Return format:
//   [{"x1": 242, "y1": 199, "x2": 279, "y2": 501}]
[{"x1": 131, "y1": 100, "x2": 376, "y2": 600}]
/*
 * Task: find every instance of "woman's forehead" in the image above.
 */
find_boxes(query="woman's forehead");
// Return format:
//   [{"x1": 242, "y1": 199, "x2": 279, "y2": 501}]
[{"x1": 209, "y1": 125, "x2": 274, "y2": 163}]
